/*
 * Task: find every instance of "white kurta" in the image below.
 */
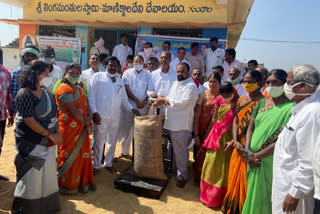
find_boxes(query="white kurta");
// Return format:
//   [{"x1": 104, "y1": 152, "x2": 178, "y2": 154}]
[
  {"x1": 47, "y1": 65, "x2": 63, "y2": 93},
  {"x1": 81, "y1": 68, "x2": 103, "y2": 90},
  {"x1": 170, "y1": 58, "x2": 191, "y2": 73},
  {"x1": 272, "y1": 91, "x2": 320, "y2": 214},
  {"x1": 164, "y1": 77, "x2": 199, "y2": 132},
  {"x1": 198, "y1": 84, "x2": 207, "y2": 94},
  {"x1": 89, "y1": 72, "x2": 133, "y2": 168},
  {"x1": 151, "y1": 67, "x2": 177, "y2": 97},
  {"x1": 122, "y1": 68, "x2": 155, "y2": 114},
  {"x1": 203, "y1": 48, "x2": 225, "y2": 78},
  {"x1": 112, "y1": 44, "x2": 133, "y2": 67},
  {"x1": 222, "y1": 59, "x2": 246, "y2": 82}
]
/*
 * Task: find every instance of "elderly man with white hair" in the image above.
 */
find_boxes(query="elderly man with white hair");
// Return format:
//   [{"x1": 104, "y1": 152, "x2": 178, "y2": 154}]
[{"x1": 272, "y1": 64, "x2": 320, "y2": 214}]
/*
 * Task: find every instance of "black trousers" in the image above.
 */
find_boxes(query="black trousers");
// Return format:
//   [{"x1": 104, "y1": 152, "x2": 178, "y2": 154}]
[
  {"x1": 0, "y1": 119, "x2": 6, "y2": 155},
  {"x1": 315, "y1": 199, "x2": 320, "y2": 214}
]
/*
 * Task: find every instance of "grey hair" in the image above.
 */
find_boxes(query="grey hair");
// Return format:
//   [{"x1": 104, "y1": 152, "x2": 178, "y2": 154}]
[
  {"x1": 160, "y1": 50, "x2": 171, "y2": 59},
  {"x1": 289, "y1": 64, "x2": 320, "y2": 87}
]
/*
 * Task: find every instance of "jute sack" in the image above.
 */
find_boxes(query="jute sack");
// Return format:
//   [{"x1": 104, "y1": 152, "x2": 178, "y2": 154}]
[{"x1": 131, "y1": 114, "x2": 167, "y2": 180}]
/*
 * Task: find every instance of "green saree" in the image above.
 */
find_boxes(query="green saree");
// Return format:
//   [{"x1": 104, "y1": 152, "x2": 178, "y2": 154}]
[{"x1": 242, "y1": 99, "x2": 293, "y2": 214}]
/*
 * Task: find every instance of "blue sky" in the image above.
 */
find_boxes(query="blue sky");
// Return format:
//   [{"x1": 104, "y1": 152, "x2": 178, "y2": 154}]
[{"x1": 0, "y1": 0, "x2": 319, "y2": 71}]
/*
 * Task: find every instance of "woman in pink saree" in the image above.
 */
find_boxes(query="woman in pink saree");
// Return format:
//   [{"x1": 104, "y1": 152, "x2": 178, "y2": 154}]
[{"x1": 200, "y1": 82, "x2": 238, "y2": 208}]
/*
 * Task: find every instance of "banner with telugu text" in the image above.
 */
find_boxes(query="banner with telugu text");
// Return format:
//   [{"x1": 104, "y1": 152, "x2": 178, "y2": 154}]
[
  {"x1": 36, "y1": 36, "x2": 81, "y2": 70},
  {"x1": 24, "y1": 0, "x2": 227, "y2": 24}
]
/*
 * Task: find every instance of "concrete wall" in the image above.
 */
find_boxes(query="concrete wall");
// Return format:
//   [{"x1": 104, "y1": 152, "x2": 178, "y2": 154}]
[{"x1": 1, "y1": 48, "x2": 20, "y2": 72}]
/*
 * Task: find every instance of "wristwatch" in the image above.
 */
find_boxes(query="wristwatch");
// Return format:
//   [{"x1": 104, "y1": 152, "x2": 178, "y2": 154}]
[{"x1": 243, "y1": 149, "x2": 252, "y2": 161}]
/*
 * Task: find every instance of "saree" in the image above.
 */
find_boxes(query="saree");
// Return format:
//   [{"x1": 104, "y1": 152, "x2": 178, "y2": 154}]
[
  {"x1": 200, "y1": 95, "x2": 237, "y2": 208},
  {"x1": 242, "y1": 99, "x2": 293, "y2": 214},
  {"x1": 194, "y1": 91, "x2": 217, "y2": 183},
  {"x1": 222, "y1": 96, "x2": 262, "y2": 214},
  {"x1": 12, "y1": 89, "x2": 60, "y2": 214},
  {"x1": 56, "y1": 84, "x2": 95, "y2": 194}
]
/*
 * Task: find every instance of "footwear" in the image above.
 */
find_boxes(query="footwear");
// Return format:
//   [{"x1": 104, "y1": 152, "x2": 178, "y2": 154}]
[
  {"x1": 176, "y1": 178, "x2": 187, "y2": 188},
  {"x1": 114, "y1": 153, "x2": 130, "y2": 160},
  {"x1": 93, "y1": 168, "x2": 100, "y2": 176},
  {"x1": 104, "y1": 166, "x2": 116, "y2": 174}
]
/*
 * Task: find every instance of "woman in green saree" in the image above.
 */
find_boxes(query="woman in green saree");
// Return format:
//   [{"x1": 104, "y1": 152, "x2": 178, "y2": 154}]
[{"x1": 242, "y1": 69, "x2": 293, "y2": 214}]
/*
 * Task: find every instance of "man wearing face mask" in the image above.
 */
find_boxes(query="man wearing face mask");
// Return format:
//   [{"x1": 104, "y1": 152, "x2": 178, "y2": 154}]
[
  {"x1": 272, "y1": 65, "x2": 320, "y2": 214},
  {"x1": 117, "y1": 55, "x2": 155, "y2": 159},
  {"x1": 171, "y1": 47, "x2": 191, "y2": 73},
  {"x1": 191, "y1": 68, "x2": 207, "y2": 93},
  {"x1": 228, "y1": 67, "x2": 247, "y2": 96},
  {"x1": 186, "y1": 42, "x2": 205, "y2": 76},
  {"x1": 11, "y1": 45, "x2": 41, "y2": 114},
  {"x1": 138, "y1": 42, "x2": 155, "y2": 65},
  {"x1": 41, "y1": 46, "x2": 63, "y2": 93},
  {"x1": 88, "y1": 56, "x2": 140, "y2": 174},
  {"x1": 90, "y1": 37, "x2": 110, "y2": 56},
  {"x1": 223, "y1": 48, "x2": 246, "y2": 83},
  {"x1": 112, "y1": 34, "x2": 133, "y2": 67},
  {"x1": 153, "y1": 62, "x2": 198, "y2": 188},
  {"x1": 81, "y1": 54, "x2": 102, "y2": 88}
]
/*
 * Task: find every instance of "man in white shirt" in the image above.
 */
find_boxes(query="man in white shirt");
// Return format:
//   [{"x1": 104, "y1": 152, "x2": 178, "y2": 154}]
[
  {"x1": 203, "y1": 37, "x2": 225, "y2": 80},
  {"x1": 89, "y1": 56, "x2": 139, "y2": 174},
  {"x1": 112, "y1": 34, "x2": 133, "y2": 67},
  {"x1": 223, "y1": 48, "x2": 246, "y2": 83},
  {"x1": 118, "y1": 55, "x2": 155, "y2": 158},
  {"x1": 153, "y1": 62, "x2": 198, "y2": 188},
  {"x1": 41, "y1": 46, "x2": 63, "y2": 93},
  {"x1": 147, "y1": 57, "x2": 159, "y2": 73},
  {"x1": 191, "y1": 68, "x2": 207, "y2": 93},
  {"x1": 81, "y1": 54, "x2": 102, "y2": 88},
  {"x1": 228, "y1": 67, "x2": 247, "y2": 97},
  {"x1": 272, "y1": 64, "x2": 320, "y2": 214},
  {"x1": 151, "y1": 51, "x2": 177, "y2": 97},
  {"x1": 170, "y1": 47, "x2": 191, "y2": 73},
  {"x1": 247, "y1": 59, "x2": 258, "y2": 71},
  {"x1": 203, "y1": 65, "x2": 224, "y2": 88}
]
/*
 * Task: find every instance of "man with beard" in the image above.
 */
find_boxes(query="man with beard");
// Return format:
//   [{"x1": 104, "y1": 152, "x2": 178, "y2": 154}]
[
  {"x1": 153, "y1": 62, "x2": 198, "y2": 188},
  {"x1": 11, "y1": 45, "x2": 40, "y2": 114}
]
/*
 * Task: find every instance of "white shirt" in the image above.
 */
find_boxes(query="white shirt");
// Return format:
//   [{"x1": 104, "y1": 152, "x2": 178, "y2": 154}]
[
  {"x1": 204, "y1": 48, "x2": 225, "y2": 77},
  {"x1": 203, "y1": 81, "x2": 209, "y2": 89},
  {"x1": 151, "y1": 67, "x2": 177, "y2": 97},
  {"x1": 88, "y1": 72, "x2": 132, "y2": 120},
  {"x1": 198, "y1": 84, "x2": 207, "y2": 94},
  {"x1": 170, "y1": 58, "x2": 191, "y2": 72},
  {"x1": 234, "y1": 84, "x2": 247, "y2": 97},
  {"x1": 222, "y1": 59, "x2": 246, "y2": 82},
  {"x1": 272, "y1": 92, "x2": 320, "y2": 213},
  {"x1": 122, "y1": 68, "x2": 155, "y2": 109},
  {"x1": 112, "y1": 44, "x2": 133, "y2": 66},
  {"x1": 81, "y1": 68, "x2": 102, "y2": 89},
  {"x1": 314, "y1": 134, "x2": 320, "y2": 200},
  {"x1": 164, "y1": 77, "x2": 198, "y2": 132},
  {"x1": 47, "y1": 65, "x2": 63, "y2": 93}
]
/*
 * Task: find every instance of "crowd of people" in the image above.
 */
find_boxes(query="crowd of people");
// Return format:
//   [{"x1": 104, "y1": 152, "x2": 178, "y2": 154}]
[{"x1": 0, "y1": 34, "x2": 319, "y2": 214}]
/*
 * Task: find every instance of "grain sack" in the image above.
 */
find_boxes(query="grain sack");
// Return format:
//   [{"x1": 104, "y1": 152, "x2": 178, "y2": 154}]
[{"x1": 132, "y1": 114, "x2": 167, "y2": 180}]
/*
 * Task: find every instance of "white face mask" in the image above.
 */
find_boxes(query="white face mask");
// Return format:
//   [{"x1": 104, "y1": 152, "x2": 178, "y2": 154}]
[
  {"x1": 107, "y1": 72, "x2": 116, "y2": 78},
  {"x1": 266, "y1": 85, "x2": 284, "y2": 98},
  {"x1": 40, "y1": 76, "x2": 52, "y2": 88},
  {"x1": 43, "y1": 57, "x2": 55, "y2": 64},
  {"x1": 284, "y1": 82, "x2": 314, "y2": 100},
  {"x1": 135, "y1": 64, "x2": 143, "y2": 72}
]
